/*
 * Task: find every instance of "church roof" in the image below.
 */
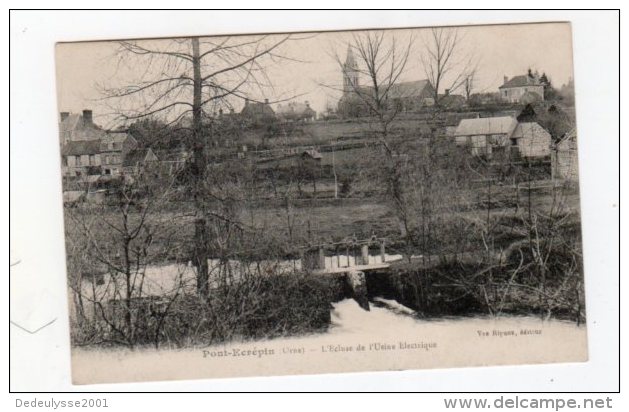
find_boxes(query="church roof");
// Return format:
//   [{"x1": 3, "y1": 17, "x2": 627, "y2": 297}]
[
  {"x1": 386, "y1": 80, "x2": 433, "y2": 99},
  {"x1": 350, "y1": 80, "x2": 433, "y2": 100}
]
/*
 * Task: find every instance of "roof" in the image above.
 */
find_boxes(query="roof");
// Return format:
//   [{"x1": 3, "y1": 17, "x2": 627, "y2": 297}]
[
  {"x1": 350, "y1": 80, "x2": 433, "y2": 101},
  {"x1": 276, "y1": 102, "x2": 316, "y2": 117},
  {"x1": 123, "y1": 148, "x2": 158, "y2": 167},
  {"x1": 59, "y1": 113, "x2": 106, "y2": 141},
  {"x1": 556, "y1": 128, "x2": 577, "y2": 149},
  {"x1": 387, "y1": 80, "x2": 433, "y2": 99},
  {"x1": 240, "y1": 101, "x2": 275, "y2": 118},
  {"x1": 500, "y1": 74, "x2": 543, "y2": 89},
  {"x1": 59, "y1": 113, "x2": 82, "y2": 133},
  {"x1": 156, "y1": 149, "x2": 189, "y2": 162},
  {"x1": 101, "y1": 132, "x2": 137, "y2": 144},
  {"x1": 511, "y1": 122, "x2": 551, "y2": 139},
  {"x1": 453, "y1": 116, "x2": 518, "y2": 137},
  {"x1": 61, "y1": 140, "x2": 102, "y2": 156},
  {"x1": 302, "y1": 149, "x2": 322, "y2": 159}
]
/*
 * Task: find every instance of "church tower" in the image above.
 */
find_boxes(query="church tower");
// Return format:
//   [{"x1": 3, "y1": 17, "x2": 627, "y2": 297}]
[{"x1": 342, "y1": 46, "x2": 359, "y2": 94}]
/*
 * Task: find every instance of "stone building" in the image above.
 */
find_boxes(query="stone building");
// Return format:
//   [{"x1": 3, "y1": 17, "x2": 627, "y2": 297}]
[
  {"x1": 336, "y1": 47, "x2": 435, "y2": 117},
  {"x1": 499, "y1": 71, "x2": 545, "y2": 104}
]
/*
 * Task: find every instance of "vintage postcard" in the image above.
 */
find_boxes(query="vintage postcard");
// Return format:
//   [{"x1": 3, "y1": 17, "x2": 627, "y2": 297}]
[{"x1": 56, "y1": 21, "x2": 586, "y2": 384}]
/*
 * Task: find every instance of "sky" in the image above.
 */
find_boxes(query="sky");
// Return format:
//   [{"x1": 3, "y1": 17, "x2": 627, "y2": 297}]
[{"x1": 55, "y1": 22, "x2": 574, "y2": 129}]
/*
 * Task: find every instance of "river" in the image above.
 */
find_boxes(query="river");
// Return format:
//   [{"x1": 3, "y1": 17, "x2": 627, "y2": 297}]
[{"x1": 71, "y1": 297, "x2": 588, "y2": 385}]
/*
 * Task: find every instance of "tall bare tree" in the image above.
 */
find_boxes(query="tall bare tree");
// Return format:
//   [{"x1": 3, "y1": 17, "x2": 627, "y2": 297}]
[
  {"x1": 333, "y1": 31, "x2": 413, "y2": 150},
  {"x1": 420, "y1": 28, "x2": 477, "y2": 105},
  {"x1": 331, "y1": 32, "x2": 417, "y2": 254},
  {"x1": 100, "y1": 35, "x2": 299, "y2": 299}
]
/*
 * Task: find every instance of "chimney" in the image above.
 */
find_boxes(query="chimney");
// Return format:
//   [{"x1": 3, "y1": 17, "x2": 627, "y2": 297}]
[
  {"x1": 503, "y1": 75, "x2": 508, "y2": 84},
  {"x1": 82, "y1": 109, "x2": 93, "y2": 125},
  {"x1": 60, "y1": 112, "x2": 69, "y2": 122},
  {"x1": 219, "y1": 108, "x2": 224, "y2": 117},
  {"x1": 264, "y1": 98, "x2": 269, "y2": 104},
  {"x1": 305, "y1": 100, "x2": 310, "y2": 107}
]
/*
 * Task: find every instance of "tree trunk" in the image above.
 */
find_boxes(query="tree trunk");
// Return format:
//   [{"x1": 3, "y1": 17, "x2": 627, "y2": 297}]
[{"x1": 191, "y1": 37, "x2": 210, "y2": 300}]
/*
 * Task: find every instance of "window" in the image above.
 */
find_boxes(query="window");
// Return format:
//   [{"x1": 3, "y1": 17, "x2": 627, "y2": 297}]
[
  {"x1": 104, "y1": 169, "x2": 111, "y2": 175},
  {"x1": 89, "y1": 154, "x2": 95, "y2": 165},
  {"x1": 510, "y1": 138, "x2": 518, "y2": 146},
  {"x1": 62, "y1": 157, "x2": 67, "y2": 166},
  {"x1": 75, "y1": 155, "x2": 81, "y2": 166}
]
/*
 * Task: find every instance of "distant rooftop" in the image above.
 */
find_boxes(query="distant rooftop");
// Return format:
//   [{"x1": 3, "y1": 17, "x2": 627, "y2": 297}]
[{"x1": 500, "y1": 74, "x2": 543, "y2": 89}]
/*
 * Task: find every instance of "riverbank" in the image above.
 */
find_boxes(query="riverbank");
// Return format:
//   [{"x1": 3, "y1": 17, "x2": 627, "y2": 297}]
[{"x1": 71, "y1": 298, "x2": 587, "y2": 385}]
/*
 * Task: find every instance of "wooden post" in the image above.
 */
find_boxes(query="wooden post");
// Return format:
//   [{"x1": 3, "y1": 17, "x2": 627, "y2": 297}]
[
  {"x1": 380, "y1": 240, "x2": 386, "y2": 263},
  {"x1": 299, "y1": 249, "x2": 305, "y2": 271},
  {"x1": 336, "y1": 246, "x2": 341, "y2": 269},
  {"x1": 352, "y1": 245, "x2": 357, "y2": 267},
  {"x1": 346, "y1": 245, "x2": 350, "y2": 267},
  {"x1": 360, "y1": 244, "x2": 369, "y2": 266},
  {"x1": 318, "y1": 247, "x2": 326, "y2": 270}
]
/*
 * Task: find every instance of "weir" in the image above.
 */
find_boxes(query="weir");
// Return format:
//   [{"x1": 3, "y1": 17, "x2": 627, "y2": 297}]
[
  {"x1": 300, "y1": 237, "x2": 396, "y2": 275},
  {"x1": 299, "y1": 237, "x2": 395, "y2": 311}
]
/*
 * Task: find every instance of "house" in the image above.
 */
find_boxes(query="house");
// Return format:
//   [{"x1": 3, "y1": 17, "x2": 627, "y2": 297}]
[
  {"x1": 510, "y1": 122, "x2": 553, "y2": 158},
  {"x1": 99, "y1": 132, "x2": 138, "y2": 176},
  {"x1": 552, "y1": 128, "x2": 578, "y2": 182},
  {"x1": 439, "y1": 92, "x2": 466, "y2": 109},
  {"x1": 452, "y1": 116, "x2": 551, "y2": 159},
  {"x1": 337, "y1": 47, "x2": 435, "y2": 117},
  {"x1": 157, "y1": 148, "x2": 191, "y2": 175},
  {"x1": 122, "y1": 148, "x2": 159, "y2": 175},
  {"x1": 453, "y1": 116, "x2": 518, "y2": 157},
  {"x1": 499, "y1": 72, "x2": 545, "y2": 104},
  {"x1": 58, "y1": 109, "x2": 105, "y2": 145},
  {"x1": 276, "y1": 101, "x2": 317, "y2": 122},
  {"x1": 240, "y1": 98, "x2": 276, "y2": 127},
  {"x1": 61, "y1": 139, "x2": 102, "y2": 177}
]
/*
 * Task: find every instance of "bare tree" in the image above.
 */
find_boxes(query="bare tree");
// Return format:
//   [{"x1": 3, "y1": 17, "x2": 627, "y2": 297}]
[
  {"x1": 65, "y1": 166, "x2": 189, "y2": 348},
  {"x1": 100, "y1": 35, "x2": 301, "y2": 299},
  {"x1": 328, "y1": 32, "x2": 420, "y2": 256},
  {"x1": 332, "y1": 31, "x2": 413, "y2": 149},
  {"x1": 420, "y1": 28, "x2": 478, "y2": 106},
  {"x1": 463, "y1": 67, "x2": 478, "y2": 102}
]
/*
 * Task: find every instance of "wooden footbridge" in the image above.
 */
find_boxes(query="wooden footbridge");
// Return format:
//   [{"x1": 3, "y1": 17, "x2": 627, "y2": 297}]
[{"x1": 298, "y1": 236, "x2": 401, "y2": 275}]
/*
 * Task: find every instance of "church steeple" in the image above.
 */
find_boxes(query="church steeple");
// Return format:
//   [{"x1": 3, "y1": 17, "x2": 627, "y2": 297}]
[{"x1": 343, "y1": 46, "x2": 359, "y2": 94}]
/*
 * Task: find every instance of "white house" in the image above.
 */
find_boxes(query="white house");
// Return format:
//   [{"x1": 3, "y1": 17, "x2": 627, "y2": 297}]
[
  {"x1": 511, "y1": 122, "x2": 553, "y2": 158},
  {"x1": 452, "y1": 116, "x2": 551, "y2": 159},
  {"x1": 453, "y1": 116, "x2": 518, "y2": 157},
  {"x1": 499, "y1": 74, "x2": 545, "y2": 104}
]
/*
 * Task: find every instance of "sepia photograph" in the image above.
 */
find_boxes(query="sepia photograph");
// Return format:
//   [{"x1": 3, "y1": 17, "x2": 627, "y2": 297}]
[{"x1": 54, "y1": 21, "x2": 588, "y2": 384}]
